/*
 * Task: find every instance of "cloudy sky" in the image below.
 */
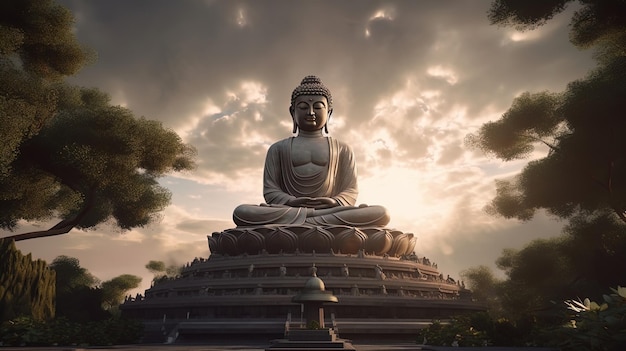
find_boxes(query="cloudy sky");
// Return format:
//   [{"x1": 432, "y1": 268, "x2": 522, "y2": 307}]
[{"x1": 9, "y1": 0, "x2": 596, "y2": 294}]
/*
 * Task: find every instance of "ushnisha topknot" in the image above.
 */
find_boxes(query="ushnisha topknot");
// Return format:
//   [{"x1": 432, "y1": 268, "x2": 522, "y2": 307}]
[{"x1": 290, "y1": 75, "x2": 333, "y2": 110}]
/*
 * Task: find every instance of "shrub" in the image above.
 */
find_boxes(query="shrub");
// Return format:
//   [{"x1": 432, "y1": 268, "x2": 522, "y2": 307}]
[
  {"x1": 549, "y1": 286, "x2": 626, "y2": 351},
  {"x1": 0, "y1": 316, "x2": 143, "y2": 346}
]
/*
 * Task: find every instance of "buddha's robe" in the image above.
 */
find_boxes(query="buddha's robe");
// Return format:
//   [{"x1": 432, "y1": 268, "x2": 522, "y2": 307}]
[{"x1": 233, "y1": 137, "x2": 389, "y2": 227}]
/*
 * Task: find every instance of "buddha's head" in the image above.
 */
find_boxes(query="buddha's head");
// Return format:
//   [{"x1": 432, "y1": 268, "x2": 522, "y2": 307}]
[{"x1": 289, "y1": 75, "x2": 333, "y2": 133}]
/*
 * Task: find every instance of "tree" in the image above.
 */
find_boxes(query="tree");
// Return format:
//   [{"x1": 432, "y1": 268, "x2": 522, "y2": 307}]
[
  {"x1": 101, "y1": 274, "x2": 141, "y2": 311},
  {"x1": 48, "y1": 255, "x2": 142, "y2": 318},
  {"x1": 48, "y1": 255, "x2": 108, "y2": 321},
  {"x1": 0, "y1": 238, "x2": 55, "y2": 321},
  {"x1": 145, "y1": 260, "x2": 180, "y2": 283},
  {"x1": 495, "y1": 238, "x2": 576, "y2": 319},
  {"x1": 559, "y1": 211, "x2": 626, "y2": 298},
  {"x1": 477, "y1": 210, "x2": 626, "y2": 320},
  {"x1": 460, "y1": 265, "x2": 504, "y2": 317},
  {"x1": 1, "y1": 86, "x2": 195, "y2": 241},
  {"x1": 456, "y1": 2, "x2": 626, "y2": 345},
  {"x1": 1, "y1": 0, "x2": 196, "y2": 241},
  {"x1": 48, "y1": 255, "x2": 99, "y2": 293},
  {"x1": 0, "y1": 0, "x2": 92, "y2": 177},
  {"x1": 468, "y1": 1, "x2": 626, "y2": 223}
]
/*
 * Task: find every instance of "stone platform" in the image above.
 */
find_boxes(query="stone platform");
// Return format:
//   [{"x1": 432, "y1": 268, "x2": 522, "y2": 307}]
[{"x1": 266, "y1": 328, "x2": 356, "y2": 350}]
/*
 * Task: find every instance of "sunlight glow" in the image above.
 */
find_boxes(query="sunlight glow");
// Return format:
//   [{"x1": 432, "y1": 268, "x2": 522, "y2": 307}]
[
  {"x1": 358, "y1": 167, "x2": 457, "y2": 236},
  {"x1": 235, "y1": 7, "x2": 247, "y2": 27},
  {"x1": 509, "y1": 30, "x2": 542, "y2": 42},
  {"x1": 370, "y1": 7, "x2": 395, "y2": 21},
  {"x1": 110, "y1": 88, "x2": 129, "y2": 108},
  {"x1": 427, "y1": 65, "x2": 458, "y2": 85},
  {"x1": 365, "y1": 6, "x2": 395, "y2": 38}
]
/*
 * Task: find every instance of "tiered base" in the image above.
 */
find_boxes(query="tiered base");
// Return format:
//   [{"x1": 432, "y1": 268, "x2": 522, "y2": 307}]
[{"x1": 121, "y1": 249, "x2": 484, "y2": 340}]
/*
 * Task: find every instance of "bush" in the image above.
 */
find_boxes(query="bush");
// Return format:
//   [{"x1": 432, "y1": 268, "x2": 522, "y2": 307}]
[
  {"x1": 0, "y1": 316, "x2": 143, "y2": 346},
  {"x1": 548, "y1": 286, "x2": 626, "y2": 351},
  {"x1": 416, "y1": 312, "x2": 546, "y2": 347},
  {"x1": 417, "y1": 287, "x2": 626, "y2": 350},
  {"x1": 416, "y1": 316, "x2": 489, "y2": 347}
]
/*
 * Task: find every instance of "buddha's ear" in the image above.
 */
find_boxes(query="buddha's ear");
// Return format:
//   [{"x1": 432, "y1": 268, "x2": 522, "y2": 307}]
[
  {"x1": 328, "y1": 108, "x2": 333, "y2": 117},
  {"x1": 289, "y1": 106, "x2": 297, "y2": 133}
]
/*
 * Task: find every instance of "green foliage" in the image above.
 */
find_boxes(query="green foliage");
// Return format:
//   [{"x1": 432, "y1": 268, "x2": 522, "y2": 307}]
[
  {"x1": 49, "y1": 255, "x2": 99, "y2": 293},
  {"x1": 460, "y1": 265, "x2": 504, "y2": 317},
  {"x1": 488, "y1": 0, "x2": 571, "y2": 30},
  {"x1": 476, "y1": 212, "x2": 626, "y2": 321},
  {"x1": 0, "y1": 238, "x2": 55, "y2": 321},
  {"x1": 0, "y1": 0, "x2": 92, "y2": 177},
  {"x1": 101, "y1": 274, "x2": 141, "y2": 310},
  {"x1": 467, "y1": 91, "x2": 562, "y2": 161},
  {"x1": 416, "y1": 315, "x2": 489, "y2": 347},
  {"x1": 417, "y1": 313, "x2": 553, "y2": 347},
  {"x1": 496, "y1": 237, "x2": 576, "y2": 317},
  {"x1": 471, "y1": 56, "x2": 626, "y2": 223},
  {"x1": 145, "y1": 260, "x2": 166, "y2": 274},
  {"x1": 0, "y1": 0, "x2": 196, "y2": 241},
  {"x1": 475, "y1": 2, "x2": 626, "y2": 333},
  {"x1": 306, "y1": 320, "x2": 321, "y2": 330},
  {"x1": 1, "y1": 85, "x2": 196, "y2": 240},
  {"x1": 0, "y1": 0, "x2": 93, "y2": 79},
  {"x1": 0, "y1": 316, "x2": 143, "y2": 346},
  {"x1": 48, "y1": 255, "x2": 110, "y2": 321},
  {"x1": 559, "y1": 212, "x2": 626, "y2": 297},
  {"x1": 458, "y1": 212, "x2": 626, "y2": 348},
  {"x1": 472, "y1": 0, "x2": 626, "y2": 224},
  {"x1": 488, "y1": 0, "x2": 626, "y2": 60},
  {"x1": 545, "y1": 287, "x2": 626, "y2": 351},
  {"x1": 145, "y1": 260, "x2": 181, "y2": 283}
]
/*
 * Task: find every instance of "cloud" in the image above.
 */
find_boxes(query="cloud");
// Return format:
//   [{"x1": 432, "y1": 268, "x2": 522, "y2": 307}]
[{"x1": 14, "y1": 0, "x2": 596, "y2": 288}]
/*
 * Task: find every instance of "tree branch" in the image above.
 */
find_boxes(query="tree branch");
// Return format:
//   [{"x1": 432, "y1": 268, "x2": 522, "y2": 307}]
[
  {"x1": 4, "y1": 222, "x2": 77, "y2": 241},
  {"x1": 516, "y1": 133, "x2": 559, "y2": 153},
  {"x1": 3, "y1": 187, "x2": 96, "y2": 242}
]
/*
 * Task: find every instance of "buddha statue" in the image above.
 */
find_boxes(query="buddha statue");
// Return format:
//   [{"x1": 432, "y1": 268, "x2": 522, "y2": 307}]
[{"x1": 233, "y1": 76, "x2": 390, "y2": 227}]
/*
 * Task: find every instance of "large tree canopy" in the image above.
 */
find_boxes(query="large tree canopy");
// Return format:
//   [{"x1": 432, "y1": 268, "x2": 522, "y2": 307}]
[
  {"x1": 469, "y1": 0, "x2": 626, "y2": 223},
  {"x1": 0, "y1": 0, "x2": 196, "y2": 241},
  {"x1": 454, "y1": 2, "x2": 626, "y2": 345},
  {"x1": 0, "y1": 0, "x2": 92, "y2": 177},
  {"x1": 1, "y1": 87, "x2": 196, "y2": 241}
]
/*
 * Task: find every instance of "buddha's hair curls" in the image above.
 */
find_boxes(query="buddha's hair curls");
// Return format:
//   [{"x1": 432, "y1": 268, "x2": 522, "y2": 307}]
[{"x1": 290, "y1": 75, "x2": 333, "y2": 110}]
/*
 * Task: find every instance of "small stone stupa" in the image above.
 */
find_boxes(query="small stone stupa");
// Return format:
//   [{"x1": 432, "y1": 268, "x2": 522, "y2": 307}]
[
  {"x1": 266, "y1": 265, "x2": 355, "y2": 350},
  {"x1": 291, "y1": 265, "x2": 338, "y2": 329}
]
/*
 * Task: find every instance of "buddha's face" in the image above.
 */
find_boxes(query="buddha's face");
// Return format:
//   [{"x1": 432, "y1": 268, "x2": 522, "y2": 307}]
[{"x1": 291, "y1": 95, "x2": 331, "y2": 132}]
